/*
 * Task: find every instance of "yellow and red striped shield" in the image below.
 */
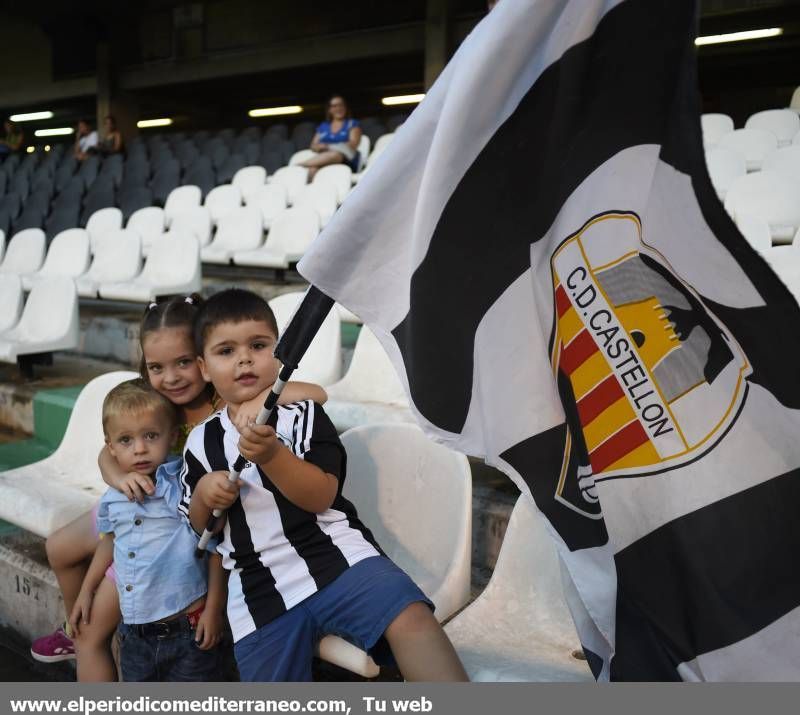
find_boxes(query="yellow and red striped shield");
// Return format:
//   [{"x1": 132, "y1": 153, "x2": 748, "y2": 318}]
[{"x1": 550, "y1": 212, "x2": 750, "y2": 495}]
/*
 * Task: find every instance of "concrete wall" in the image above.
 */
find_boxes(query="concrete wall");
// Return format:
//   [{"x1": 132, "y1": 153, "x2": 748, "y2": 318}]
[{"x1": 0, "y1": 17, "x2": 95, "y2": 109}]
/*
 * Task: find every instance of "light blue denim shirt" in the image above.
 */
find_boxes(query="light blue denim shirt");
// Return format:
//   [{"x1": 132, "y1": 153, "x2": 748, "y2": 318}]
[{"x1": 96, "y1": 458, "x2": 217, "y2": 625}]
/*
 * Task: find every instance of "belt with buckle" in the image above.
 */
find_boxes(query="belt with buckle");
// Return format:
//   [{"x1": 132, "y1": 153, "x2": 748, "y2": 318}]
[{"x1": 131, "y1": 615, "x2": 191, "y2": 639}]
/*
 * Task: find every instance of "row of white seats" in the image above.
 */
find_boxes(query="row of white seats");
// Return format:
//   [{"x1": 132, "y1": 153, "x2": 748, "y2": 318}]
[
  {"x1": 702, "y1": 109, "x2": 800, "y2": 152},
  {"x1": 0, "y1": 209, "x2": 326, "y2": 308},
  {"x1": 717, "y1": 166, "x2": 800, "y2": 244},
  {"x1": 735, "y1": 218, "x2": 800, "y2": 304},
  {"x1": 164, "y1": 162, "x2": 352, "y2": 222},
  {"x1": 707, "y1": 143, "x2": 800, "y2": 199},
  {"x1": 86, "y1": 203, "x2": 322, "y2": 271},
  {"x1": 0, "y1": 366, "x2": 587, "y2": 681},
  {"x1": 0, "y1": 161, "x2": 357, "y2": 279},
  {"x1": 81, "y1": 165, "x2": 336, "y2": 247},
  {"x1": 0, "y1": 134, "x2": 401, "y2": 295},
  {"x1": 162, "y1": 132, "x2": 395, "y2": 226},
  {"x1": 0, "y1": 227, "x2": 201, "y2": 302},
  {"x1": 116, "y1": 202, "x2": 322, "y2": 272},
  {"x1": 203, "y1": 205, "x2": 321, "y2": 268}
]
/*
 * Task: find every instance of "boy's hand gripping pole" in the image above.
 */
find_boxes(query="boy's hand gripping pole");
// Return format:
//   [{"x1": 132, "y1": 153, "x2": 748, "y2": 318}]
[{"x1": 195, "y1": 286, "x2": 335, "y2": 558}]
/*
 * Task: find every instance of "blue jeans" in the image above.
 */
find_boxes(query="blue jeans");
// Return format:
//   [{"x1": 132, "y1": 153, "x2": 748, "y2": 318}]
[{"x1": 118, "y1": 617, "x2": 220, "y2": 682}]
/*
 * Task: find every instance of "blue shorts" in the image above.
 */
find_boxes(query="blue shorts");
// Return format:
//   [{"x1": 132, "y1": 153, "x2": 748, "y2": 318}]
[{"x1": 233, "y1": 556, "x2": 433, "y2": 681}]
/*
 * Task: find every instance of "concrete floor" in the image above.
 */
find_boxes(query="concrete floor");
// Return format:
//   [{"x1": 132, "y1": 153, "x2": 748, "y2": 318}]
[{"x1": 0, "y1": 627, "x2": 72, "y2": 682}]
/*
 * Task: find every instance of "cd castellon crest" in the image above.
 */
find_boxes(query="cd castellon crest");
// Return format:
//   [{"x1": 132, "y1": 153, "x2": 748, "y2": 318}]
[{"x1": 549, "y1": 212, "x2": 751, "y2": 516}]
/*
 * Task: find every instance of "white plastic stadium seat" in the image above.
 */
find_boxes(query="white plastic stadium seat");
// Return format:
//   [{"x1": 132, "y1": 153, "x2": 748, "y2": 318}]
[
  {"x1": 0, "y1": 229, "x2": 45, "y2": 276},
  {"x1": 352, "y1": 132, "x2": 395, "y2": 183},
  {"x1": 86, "y1": 207, "x2": 123, "y2": 253},
  {"x1": 794, "y1": 131, "x2": 800, "y2": 146},
  {"x1": 763, "y1": 246, "x2": 800, "y2": 304},
  {"x1": 127, "y1": 206, "x2": 166, "y2": 255},
  {"x1": 717, "y1": 128, "x2": 779, "y2": 171},
  {"x1": 22, "y1": 229, "x2": 91, "y2": 290},
  {"x1": 445, "y1": 495, "x2": 593, "y2": 681},
  {"x1": 246, "y1": 183, "x2": 287, "y2": 230},
  {"x1": 164, "y1": 185, "x2": 202, "y2": 226},
  {"x1": 325, "y1": 326, "x2": 414, "y2": 433},
  {"x1": 99, "y1": 230, "x2": 200, "y2": 302},
  {"x1": 233, "y1": 206, "x2": 319, "y2": 269},
  {"x1": 0, "y1": 277, "x2": 80, "y2": 364},
  {"x1": 288, "y1": 149, "x2": 316, "y2": 166},
  {"x1": 736, "y1": 214, "x2": 772, "y2": 253},
  {"x1": 745, "y1": 109, "x2": 800, "y2": 147},
  {"x1": 0, "y1": 274, "x2": 23, "y2": 333},
  {"x1": 170, "y1": 206, "x2": 213, "y2": 248},
  {"x1": 705, "y1": 146, "x2": 746, "y2": 200},
  {"x1": 76, "y1": 229, "x2": 141, "y2": 298},
  {"x1": 792, "y1": 87, "x2": 800, "y2": 112},
  {"x1": 269, "y1": 290, "x2": 341, "y2": 385},
  {"x1": 701, "y1": 114, "x2": 734, "y2": 149},
  {"x1": 204, "y1": 183, "x2": 242, "y2": 224},
  {"x1": 271, "y1": 166, "x2": 309, "y2": 205},
  {"x1": 372, "y1": 132, "x2": 395, "y2": 157},
  {"x1": 0, "y1": 371, "x2": 137, "y2": 537},
  {"x1": 292, "y1": 182, "x2": 337, "y2": 227},
  {"x1": 317, "y1": 423, "x2": 472, "y2": 677},
  {"x1": 232, "y1": 166, "x2": 267, "y2": 203},
  {"x1": 201, "y1": 206, "x2": 262, "y2": 264},
  {"x1": 762, "y1": 146, "x2": 800, "y2": 183},
  {"x1": 313, "y1": 164, "x2": 352, "y2": 204},
  {"x1": 724, "y1": 171, "x2": 800, "y2": 243},
  {"x1": 357, "y1": 134, "x2": 371, "y2": 164}
]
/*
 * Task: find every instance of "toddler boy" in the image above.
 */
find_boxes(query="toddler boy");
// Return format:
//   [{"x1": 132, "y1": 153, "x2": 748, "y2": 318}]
[{"x1": 73, "y1": 379, "x2": 224, "y2": 681}]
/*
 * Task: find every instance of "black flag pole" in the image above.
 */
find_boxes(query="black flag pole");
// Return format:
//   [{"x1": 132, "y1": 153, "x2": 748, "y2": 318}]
[{"x1": 195, "y1": 285, "x2": 336, "y2": 557}]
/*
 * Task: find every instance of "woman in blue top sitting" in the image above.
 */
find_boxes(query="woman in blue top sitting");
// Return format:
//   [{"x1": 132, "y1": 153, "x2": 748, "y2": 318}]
[{"x1": 301, "y1": 95, "x2": 362, "y2": 179}]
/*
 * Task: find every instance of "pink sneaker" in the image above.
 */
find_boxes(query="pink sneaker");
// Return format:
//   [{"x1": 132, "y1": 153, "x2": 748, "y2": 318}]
[{"x1": 30, "y1": 627, "x2": 75, "y2": 663}]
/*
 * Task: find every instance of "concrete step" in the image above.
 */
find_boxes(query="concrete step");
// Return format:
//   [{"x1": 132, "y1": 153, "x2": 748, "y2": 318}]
[
  {"x1": 0, "y1": 355, "x2": 125, "y2": 437},
  {"x1": 0, "y1": 530, "x2": 64, "y2": 646}
]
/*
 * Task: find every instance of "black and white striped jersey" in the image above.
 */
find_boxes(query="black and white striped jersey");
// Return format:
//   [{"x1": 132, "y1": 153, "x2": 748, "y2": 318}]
[{"x1": 179, "y1": 400, "x2": 382, "y2": 642}]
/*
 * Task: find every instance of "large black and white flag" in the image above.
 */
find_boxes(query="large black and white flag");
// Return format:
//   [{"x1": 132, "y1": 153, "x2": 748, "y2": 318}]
[{"x1": 299, "y1": 0, "x2": 800, "y2": 681}]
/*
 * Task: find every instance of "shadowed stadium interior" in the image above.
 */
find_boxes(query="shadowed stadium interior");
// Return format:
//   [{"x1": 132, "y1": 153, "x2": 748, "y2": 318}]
[{"x1": 0, "y1": 0, "x2": 798, "y2": 684}]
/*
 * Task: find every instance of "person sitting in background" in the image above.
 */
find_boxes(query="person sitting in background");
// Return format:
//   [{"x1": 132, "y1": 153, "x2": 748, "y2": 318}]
[
  {"x1": 0, "y1": 120, "x2": 24, "y2": 156},
  {"x1": 98, "y1": 115, "x2": 123, "y2": 156},
  {"x1": 300, "y1": 95, "x2": 362, "y2": 179},
  {"x1": 74, "y1": 119, "x2": 98, "y2": 161}
]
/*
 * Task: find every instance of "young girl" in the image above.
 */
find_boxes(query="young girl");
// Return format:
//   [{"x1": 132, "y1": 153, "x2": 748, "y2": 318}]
[{"x1": 31, "y1": 294, "x2": 327, "y2": 681}]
